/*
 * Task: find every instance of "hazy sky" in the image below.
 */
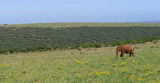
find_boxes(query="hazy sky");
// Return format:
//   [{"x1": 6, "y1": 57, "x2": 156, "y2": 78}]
[{"x1": 1, "y1": 0, "x2": 160, "y2": 24}]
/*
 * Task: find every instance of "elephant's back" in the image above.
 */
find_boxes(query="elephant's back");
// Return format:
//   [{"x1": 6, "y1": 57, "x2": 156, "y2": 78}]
[{"x1": 123, "y1": 45, "x2": 134, "y2": 51}]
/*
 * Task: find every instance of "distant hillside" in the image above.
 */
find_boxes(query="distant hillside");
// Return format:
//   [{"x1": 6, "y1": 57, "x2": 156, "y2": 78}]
[
  {"x1": 0, "y1": 24, "x2": 160, "y2": 50},
  {"x1": 136, "y1": 21, "x2": 160, "y2": 23},
  {"x1": 1, "y1": 23, "x2": 160, "y2": 28}
]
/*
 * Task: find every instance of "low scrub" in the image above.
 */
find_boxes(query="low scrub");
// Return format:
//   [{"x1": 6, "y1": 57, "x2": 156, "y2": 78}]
[{"x1": 0, "y1": 36, "x2": 159, "y2": 54}]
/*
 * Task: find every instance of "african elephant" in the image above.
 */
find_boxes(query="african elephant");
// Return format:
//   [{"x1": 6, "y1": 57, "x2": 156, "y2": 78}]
[{"x1": 116, "y1": 45, "x2": 134, "y2": 57}]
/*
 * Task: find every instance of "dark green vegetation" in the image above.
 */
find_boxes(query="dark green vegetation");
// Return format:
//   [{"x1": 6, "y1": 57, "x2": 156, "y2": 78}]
[{"x1": 0, "y1": 25, "x2": 160, "y2": 54}]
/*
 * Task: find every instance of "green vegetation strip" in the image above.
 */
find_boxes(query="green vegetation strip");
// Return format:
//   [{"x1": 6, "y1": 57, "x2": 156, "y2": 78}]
[{"x1": 0, "y1": 36, "x2": 159, "y2": 54}]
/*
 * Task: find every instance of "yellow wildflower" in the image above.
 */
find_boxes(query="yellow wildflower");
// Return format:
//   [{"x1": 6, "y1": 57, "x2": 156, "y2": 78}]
[
  {"x1": 131, "y1": 59, "x2": 137, "y2": 64},
  {"x1": 156, "y1": 54, "x2": 160, "y2": 56},
  {"x1": 130, "y1": 75, "x2": 136, "y2": 78},
  {"x1": 5, "y1": 76, "x2": 8, "y2": 78},
  {"x1": 96, "y1": 72, "x2": 100, "y2": 75},
  {"x1": 145, "y1": 73, "x2": 149, "y2": 76},
  {"x1": 100, "y1": 71, "x2": 111, "y2": 76},
  {"x1": 2, "y1": 64, "x2": 6, "y2": 67},
  {"x1": 77, "y1": 74, "x2": 80, "y2": 78},
  {"x1": 88, "y1": 73, "x2": 92, "y2": 77},
  {"x1": 137, "y1": 77, "x2": 145, "y2": 81},
  {"x1": 120, "y1": 67, "x2": 129, "y2": 73},
  {"x1": 120, "y1": 62, "x2": 127, "y2": 66},
  {"x1": 146, "y1": 42, "x2": 153, "y2": 45},
  {"x1": 111, "y1": 64, "x2": 118, "y2": 67},
  {"x1": 144, "y1": 65, "x2": 152, "y2": 70},
  {"x1": 28, "y1": 62, "x2": 32, "y2": 65},
  {"x1": 76, "y1": 61, "x2": 81, "y2": 64},
  {"x1": 145, "y1": 71, "x2": 153, "y2": 76}
]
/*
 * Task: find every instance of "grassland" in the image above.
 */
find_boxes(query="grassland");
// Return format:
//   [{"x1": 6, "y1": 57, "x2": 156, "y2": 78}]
[
  {"x1": 1, "y1": 23, "x2": 160, "y2": 28},
  {"x1": 0, "y1": 42, "x2": 160, "y2": 83}
]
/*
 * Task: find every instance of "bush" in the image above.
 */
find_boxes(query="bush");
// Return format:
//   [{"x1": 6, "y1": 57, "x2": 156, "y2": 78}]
[
  {"x1": 80, "y1": 43, "x2": 94, "y2": 48},
  {"x1": 94, "y1": 43, "x2": 102, "y2": 48},
  {"x1": 20, "y1": 48, "x2": 28, "y2": 53}
]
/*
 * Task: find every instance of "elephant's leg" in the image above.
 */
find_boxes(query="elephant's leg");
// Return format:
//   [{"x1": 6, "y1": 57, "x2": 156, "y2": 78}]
[
  {"x1": 129, "y1": 53, "x2": 132, "y2": 57},
  {"x1": 120, "y1": 52, "x2": 123, "y2": 57},
  {"x1": 122, "y1": 52, "x2": 124, "y2": 57}
]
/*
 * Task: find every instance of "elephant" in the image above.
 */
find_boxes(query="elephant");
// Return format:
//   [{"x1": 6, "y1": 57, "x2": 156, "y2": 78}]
[{"x1": 116, "y1": 45, "x2": 134, "y2": 57}]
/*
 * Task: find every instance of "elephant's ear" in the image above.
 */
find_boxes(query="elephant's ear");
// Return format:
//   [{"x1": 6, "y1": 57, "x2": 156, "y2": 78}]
[
  {"x1": 119, "y1": 46, "x2": 123, "y2": 51},
  {"x1": 117, "y1": 46, "x2": 120, "y2": 50},
  {"x1": 116, "y1": 46, "x2": 121, "y2": 51}
]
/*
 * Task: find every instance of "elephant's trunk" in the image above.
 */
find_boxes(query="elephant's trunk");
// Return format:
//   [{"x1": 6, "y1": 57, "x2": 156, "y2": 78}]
[{"x1": 116, "y1": 49, "x2": 119, "y2": 57}]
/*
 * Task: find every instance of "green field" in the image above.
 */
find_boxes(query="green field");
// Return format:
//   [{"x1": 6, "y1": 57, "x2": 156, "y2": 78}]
[{"x1": 0, "y1": 42, "x2": 160, "y2": 83}]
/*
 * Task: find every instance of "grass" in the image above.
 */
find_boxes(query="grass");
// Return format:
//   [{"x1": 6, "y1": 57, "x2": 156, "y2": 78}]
[
  {"x1": 0, "y1": 42, "x2": 160, "y2": 83},
  {"x1": 1, "y1": 23, "x2": 160, "y2": 28}
]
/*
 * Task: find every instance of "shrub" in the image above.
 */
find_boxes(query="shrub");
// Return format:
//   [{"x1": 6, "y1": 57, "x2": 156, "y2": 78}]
[
  {"x1": 94, "y1": 43, "x2": 102, "y2": 48},
  {"x1": 80, "y1": 43, "x2": 94, "y2": 48}
]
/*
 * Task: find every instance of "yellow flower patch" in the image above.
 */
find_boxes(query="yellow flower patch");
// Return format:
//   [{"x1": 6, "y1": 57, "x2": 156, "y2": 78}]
[
  {"x1": 77, "y1": 74, "x2": 80, "y2": 78},
  {"x1": 144, "y1": 65, "x2": 152, "y2": 70},
  {"x1": 28, "y1": 62, "x2": 32, "y2": 65},
  {"x1": 131, "y1": 59, "x2": 138, "y2": 64},
  {"x1": 100, "y1": 71, "x2": 110, "y2": 76},
  {"x1": 156, "y1": 54, "x2": 160, "y2": 56},
  {"x1": 88, "y1": 73, "x2": 92, "y2": 77},
  {"x1": 130, "y1": 75, "x2": 136, "y2": 78},
  {"x1": 5, "y1": 76, "x2": 8, "y2": 79},
  {"x1": 146, "y1": 42, "x2": 153, "y2": 45},
  {"x1": 137, "y1": 77, "x2": 145, "y2": 81},
  {"x1": 120, "y1": 62, "x2": 127, "y2": 66},
  {"x1": 145, "y1": 70, "x2": 153, "y2": 76},
  {"x1": 76, "y1": 61, "x2": 81, "y2": 64},
  {"x1": 2, "y1": 64, "x2": 6, "y2": 67},
  {"x1": 96, "y1": 72, "x2": 100, "y2": 75},
  {"x1": 119, "y1": 67, "x2": 129, "y2": 73},
  {"x1": 111, "y1": 64, "x2": 118, "y2": 67}
]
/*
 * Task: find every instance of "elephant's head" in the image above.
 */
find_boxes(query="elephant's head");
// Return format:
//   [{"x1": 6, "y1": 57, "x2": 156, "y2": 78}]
[{"x1": 116, "y1": 46, "x2": 123, "y2": 57}]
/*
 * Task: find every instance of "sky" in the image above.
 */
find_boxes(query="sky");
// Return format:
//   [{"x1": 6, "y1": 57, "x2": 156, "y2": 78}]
[{"x1": 0, "y1": 0, "x2": 160, "y2": 24}]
